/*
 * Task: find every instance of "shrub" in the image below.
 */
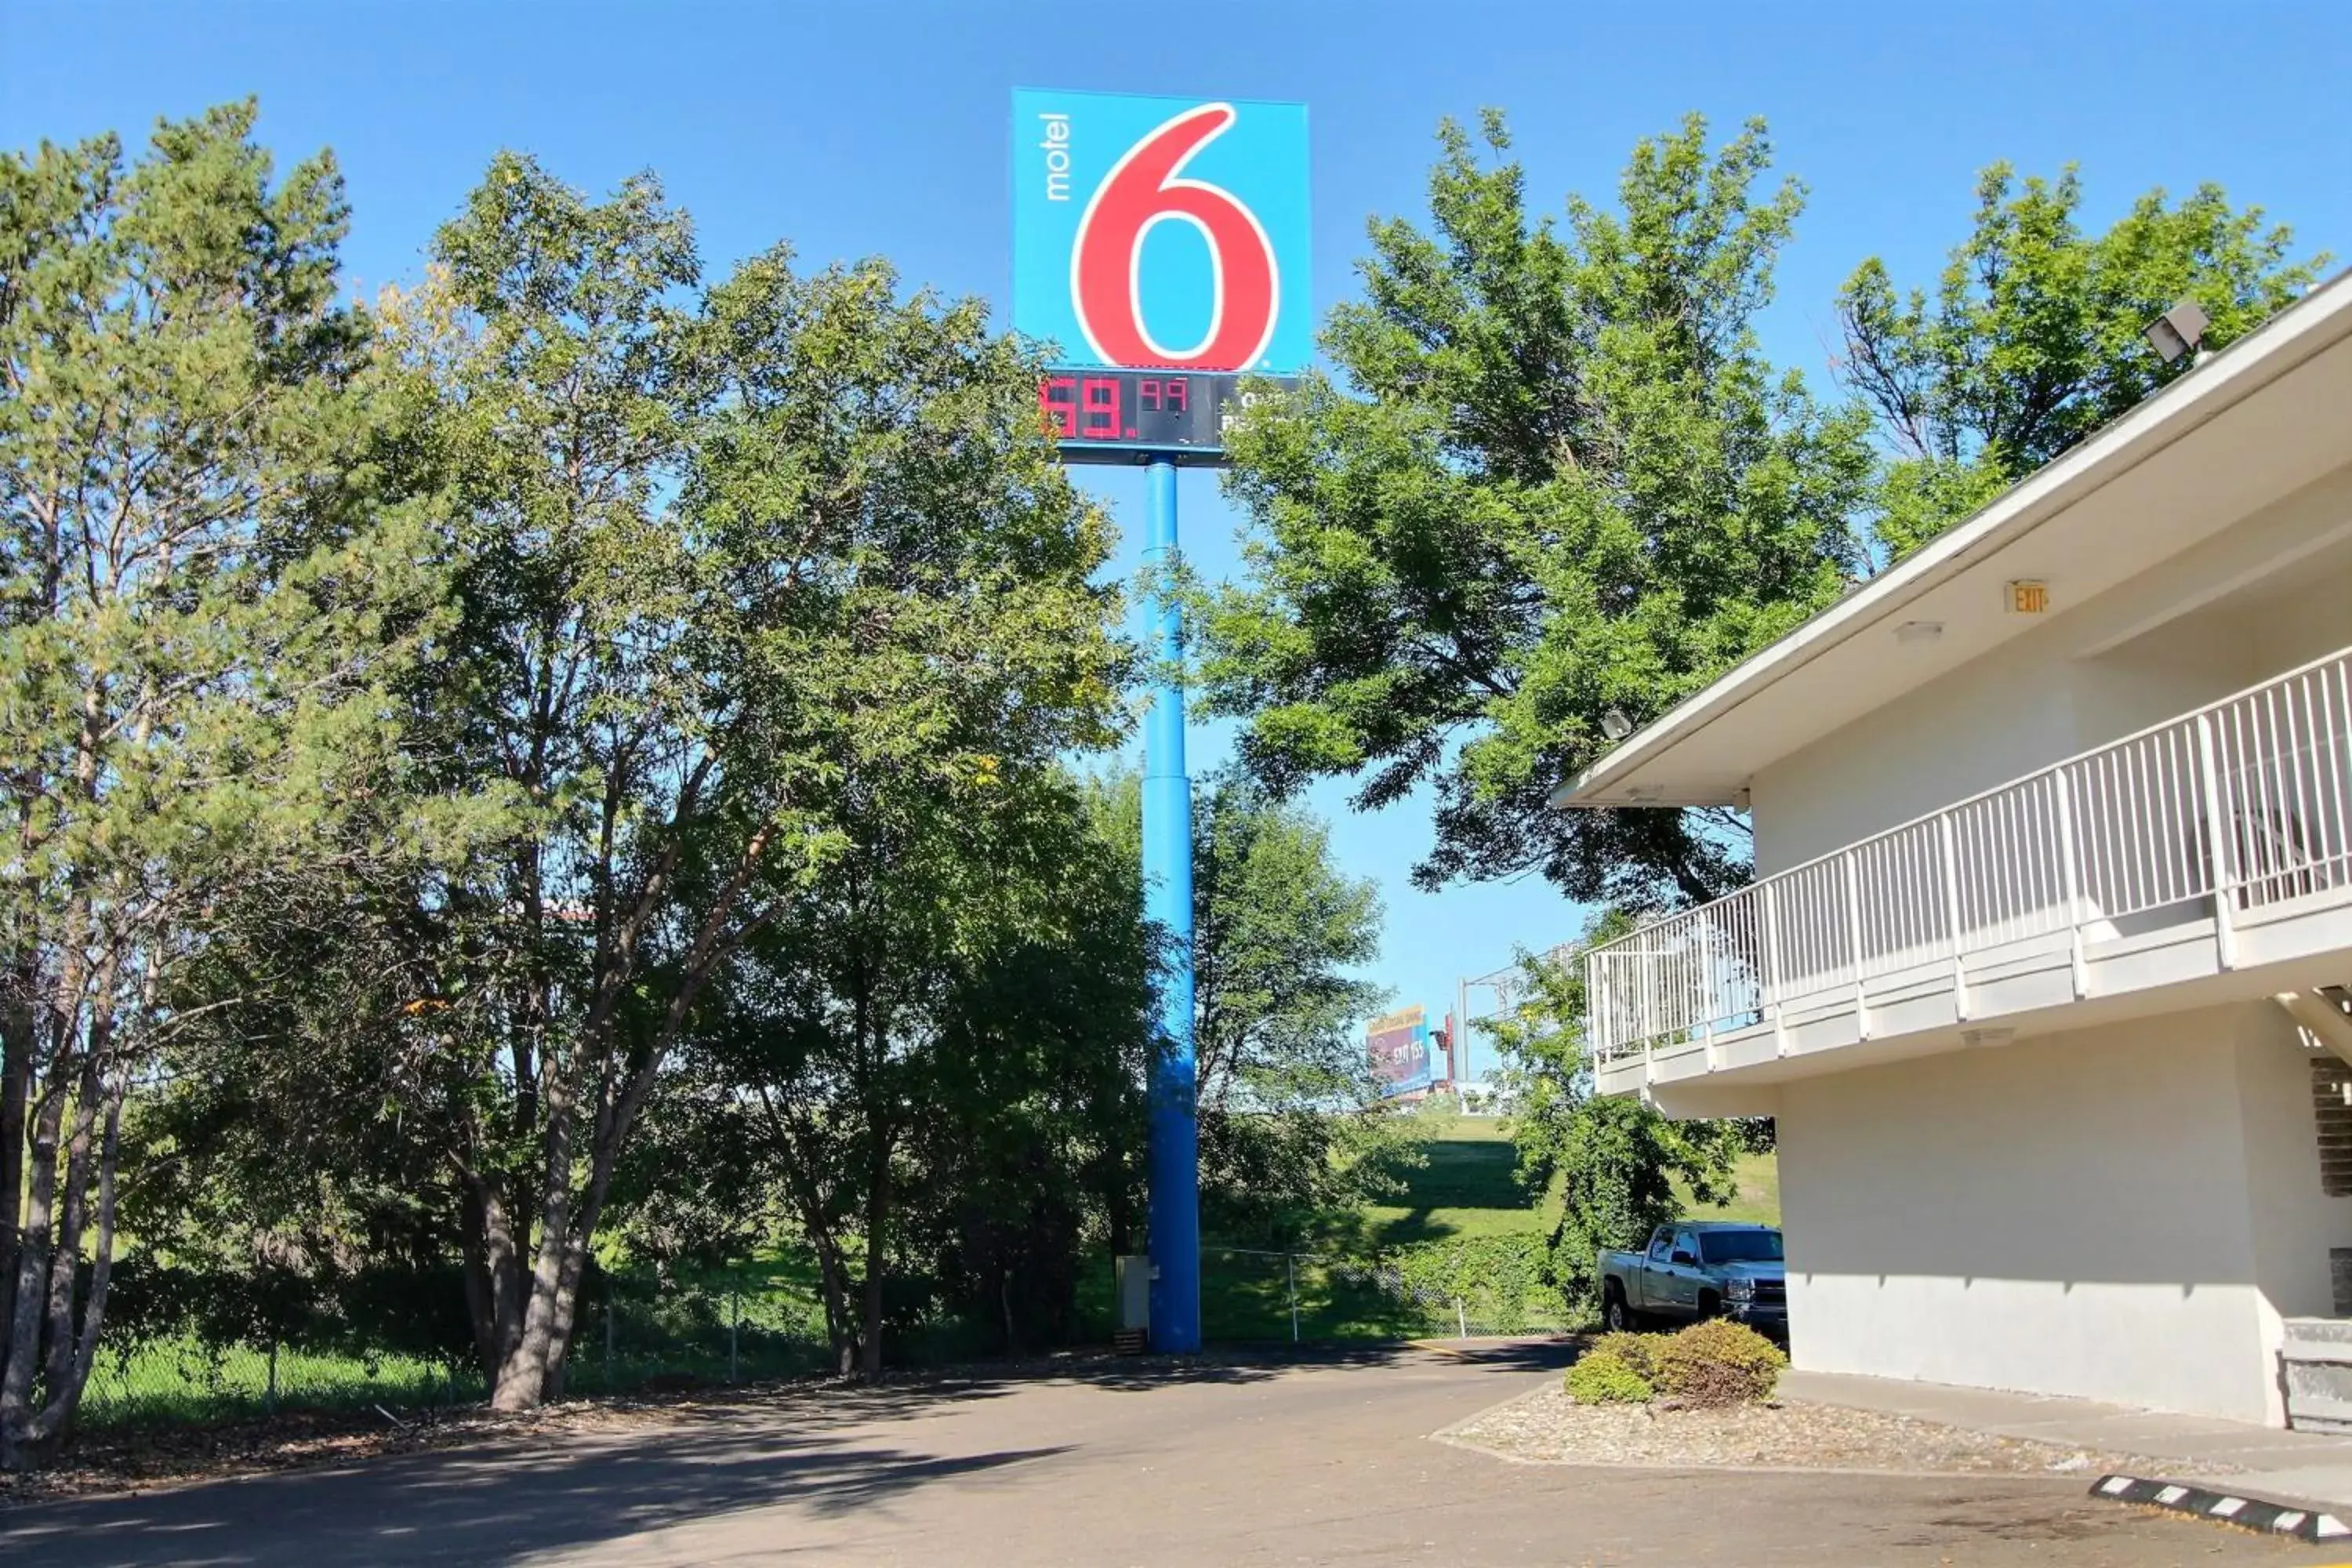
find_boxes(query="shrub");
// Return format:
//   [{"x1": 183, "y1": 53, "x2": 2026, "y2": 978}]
[
  {"x1": 1588, "y1": 1330, "x2": 1658, "y2": 1385},
  {"x1": 1651, "y1": 1319, "x2": 1787, "y2": 1407},
  {"x1": 1391, "y1": 1234, "x2": 1550, "y2": 1335},
  {"x1": 1564, "y1": 1345, "x2": 1653, "y2": 1404}
]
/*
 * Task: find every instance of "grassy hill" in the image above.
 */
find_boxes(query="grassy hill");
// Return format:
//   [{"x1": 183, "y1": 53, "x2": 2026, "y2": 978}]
[
  {"x1": 1302, "y1": 1118, "x2": 1782, "y2": 1250},
  {"x1": 1673, "y1": 1151, "x2": 1780, "y2": 1226},
  {"x1": 1359, "y1": 1116, "x2": 1544, "y2": 1244},
  {"x1": 1192, "y1": 1116, "x2": 1780, "y2": 1344}
]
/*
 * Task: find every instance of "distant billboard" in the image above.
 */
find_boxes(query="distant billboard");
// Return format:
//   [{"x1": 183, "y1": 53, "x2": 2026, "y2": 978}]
[
  {"x1": 1367, "y1": 1004, "x2": 1432, "y2": 1098},
  {"x1": 1010, "y1": 89, "x2": 1312, "y2": 375}
]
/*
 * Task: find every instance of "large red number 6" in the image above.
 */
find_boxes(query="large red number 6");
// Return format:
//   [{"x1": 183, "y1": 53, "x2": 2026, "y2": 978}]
[{"x1": 1071, "y1": 103, "x2": 1278, "y2": 372}]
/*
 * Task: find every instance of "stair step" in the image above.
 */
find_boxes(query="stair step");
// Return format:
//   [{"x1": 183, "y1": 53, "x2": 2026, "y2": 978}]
[
  {"x1": 2290, "y1": 1412, "x2": 2352, "y2": 1435},
  {"x1": 2283, "y1": 1317, "x2": 2352, "y2": 1351},
  {"x1": 2287, "y1": 1361, "x2": 2352, "y2": 1396}
]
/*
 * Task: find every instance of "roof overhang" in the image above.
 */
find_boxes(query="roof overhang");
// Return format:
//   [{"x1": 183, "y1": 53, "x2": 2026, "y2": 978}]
[{"x1": 1552, "y1": 270, "x2": 2352, "y2": 810}]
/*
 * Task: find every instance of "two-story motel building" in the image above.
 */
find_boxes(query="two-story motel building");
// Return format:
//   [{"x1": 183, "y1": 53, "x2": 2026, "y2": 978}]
[{"x1": 1552, "y1": 273, "x2": 2352, "y2": 1428}]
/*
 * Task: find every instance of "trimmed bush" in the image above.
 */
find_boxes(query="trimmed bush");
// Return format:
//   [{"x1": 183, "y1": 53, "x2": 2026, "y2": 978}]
[
  {"x1": 1588, "y1": 1330, "x2": 1657, "y2": 1385},
  {"x1": 1651, "y1": 1318, "x2": 1787, "y2": 1407},
  {"x1": 1564, "y1": 1344, "x2": 1653, "y2": 1404}
]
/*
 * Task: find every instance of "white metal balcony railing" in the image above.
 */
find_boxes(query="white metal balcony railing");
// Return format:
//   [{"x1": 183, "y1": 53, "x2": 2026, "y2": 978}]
[{"x1": 1586, "y1": 646, "x2": 2352, "y2": 1065}]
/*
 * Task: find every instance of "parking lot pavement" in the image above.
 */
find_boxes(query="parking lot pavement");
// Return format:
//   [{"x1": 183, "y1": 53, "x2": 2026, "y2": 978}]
[{"x1": 2, "y1": 1343, "x2": 2343, "y2": 1566}]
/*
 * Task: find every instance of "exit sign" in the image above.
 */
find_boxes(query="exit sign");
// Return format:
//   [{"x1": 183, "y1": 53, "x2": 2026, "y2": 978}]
[{"x1": 2006, "y1": 580, "x2": 2050, "y2": 615}]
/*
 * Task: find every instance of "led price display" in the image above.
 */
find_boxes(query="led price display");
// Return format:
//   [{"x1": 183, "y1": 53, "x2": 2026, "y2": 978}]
[{"x1": 1036, "y1": 370, "x2": 1290, "y2": 465}]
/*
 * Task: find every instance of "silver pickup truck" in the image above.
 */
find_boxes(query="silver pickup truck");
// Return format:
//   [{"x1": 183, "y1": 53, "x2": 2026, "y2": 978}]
[{"x1": 1598, "y1": 1221, "x2": 1787, "y2": 1338}]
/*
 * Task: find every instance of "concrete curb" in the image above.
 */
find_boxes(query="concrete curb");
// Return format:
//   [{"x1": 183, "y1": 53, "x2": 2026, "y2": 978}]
[{"x1": 2090, "y1": 1473, "x2": 2352, "y2": 1542}]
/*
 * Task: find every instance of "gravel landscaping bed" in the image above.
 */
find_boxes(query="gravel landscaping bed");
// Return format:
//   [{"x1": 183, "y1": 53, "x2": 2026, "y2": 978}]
[{"x1": 1440, "y1": 1384, "x2": 2237, "y2": 1478}]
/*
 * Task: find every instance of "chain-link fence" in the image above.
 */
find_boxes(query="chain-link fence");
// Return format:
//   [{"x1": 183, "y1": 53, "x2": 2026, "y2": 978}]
[
  {"x1": 78, "y1": 1266, "x2": 831, "y2": 1432},
  {"x1": 1200, "y1": 1239, "x2": 1572, "y2": 1344},
  {"x1": 568, "y1": 1266, "x2": 830, "y2": 1396},
  {"x1": 74, "y1": 1243, "x2": 1563, "y2": 1431}
]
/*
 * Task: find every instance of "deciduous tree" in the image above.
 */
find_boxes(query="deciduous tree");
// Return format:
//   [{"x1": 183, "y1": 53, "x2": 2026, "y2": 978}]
[
  {"x1": 1090, "y1": 768, "x2": 1396, "y2": 1234},
  {"x1": 691, "y1": 768, "x2": 1145, "y2": 1374},
  {"x1": 1838, "y1": 165, "x2": 2325, "y2": 557},
  {"x1": 1202, "y1": 113, "x2": 1873, "y2": 913},
  {"x1": 387, "y1": 159, "x2": 1128, "y2": 1406},
  {"x1": 1486, "y1": 925, "x2": 1747, "y2": 1312}
]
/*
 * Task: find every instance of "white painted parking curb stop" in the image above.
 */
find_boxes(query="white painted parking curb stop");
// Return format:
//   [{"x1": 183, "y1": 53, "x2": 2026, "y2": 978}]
[{"x1": 2091, "y1": 1473, "x2": 2351, "y2": 1541}]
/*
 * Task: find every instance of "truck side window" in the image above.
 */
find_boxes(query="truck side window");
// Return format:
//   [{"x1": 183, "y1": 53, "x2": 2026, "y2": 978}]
[
  {"x1": 1671, "y1": 1229, "x2": 1697, "y2": 1265},
  {"x1": 1648, "y1": 1229, "x2": 1671, "y2": 1262}
]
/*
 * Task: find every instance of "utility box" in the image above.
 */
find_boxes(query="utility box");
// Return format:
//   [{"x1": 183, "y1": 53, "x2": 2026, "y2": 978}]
[{"x1": 1114, "y1": 1254, "x2": 1151, "y2": 1334}]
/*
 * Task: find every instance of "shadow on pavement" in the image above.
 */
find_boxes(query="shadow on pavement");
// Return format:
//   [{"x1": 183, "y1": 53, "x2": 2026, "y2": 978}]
[
  {"x1": 2, "y1": 1417, "x2": 1070, "y2": 1567},
  {"x1": 0, "y1": 1338, "x2": 1577, "y2": 1566},
  {"x1": 860, "y1": 1334, "x2": 1578, "y2": 1399}
]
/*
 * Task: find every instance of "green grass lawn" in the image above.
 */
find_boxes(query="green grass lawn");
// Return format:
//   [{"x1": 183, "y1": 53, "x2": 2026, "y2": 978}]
[
  {"x1": 1673, "y1": 1150, "x2": 1781, "y2": 1225},
  {"x1": 1198, "y1": 1116, "x2": 1563, "y2": 1341},
  {"x1": 1352, "y1": 1116, "x2": 1544, "y2": 1247}
]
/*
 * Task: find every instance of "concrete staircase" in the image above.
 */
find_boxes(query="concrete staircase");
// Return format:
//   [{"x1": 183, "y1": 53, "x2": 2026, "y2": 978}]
[
  {"x1": 2279, "y1": 985, "x2": 2352, "y2": 1065},
  {"x1": 2284, "y1": 1318, "x2": 2352, "y2": 1432}
]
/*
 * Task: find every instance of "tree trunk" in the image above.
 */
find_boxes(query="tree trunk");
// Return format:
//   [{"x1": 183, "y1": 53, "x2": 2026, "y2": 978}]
[
  {"x1": 857, "y1": 1133, "x2": 891, "y2": 1381},
  {"x1": 0, "y1": 953, "x2": 34, "y2": 1374},
  {"x1": 459, "y1": 1174, "x2": 527, "y2": 1385},
  {"x1": 805, "y1": 1228, "x2": 858, "y2": 1376},
  {"x1": 538, "y1": 1228, "x2": 590, "y2": 1404},
  {"x1": 0, "y1": 1052, "x2": 123, "y2": 1471},
  {"x1": 484, "y1": 1031, "x2": 645, "y2": 1410},
  {"x1": 492, "y1": 1141, "x2": 574, "y2": 1411},
  {"x1": 0, "y1": 1073, "x2": 67, "y2": 1470}
]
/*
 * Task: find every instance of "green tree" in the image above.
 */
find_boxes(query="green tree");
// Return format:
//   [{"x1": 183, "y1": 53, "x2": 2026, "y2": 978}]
[
  {"x1": 0, "y1": 103, "x2": 456, "y2": 1465},
  {"x1": 374, "y1": 159, "x2": 1130, "y2": 1407},
  {"x1": 117, "y1": 152, "x2": 1132, "y2": 1404},
  {"x1": 122, "y1": 840, "x2": 486, "y2": 1377},
  {"x1": 1486, "y1": 928, "x2": 1744, "y2": 1313},
  {"x1": 1202, "y1": 113, "x2": 1873, "y2": 912},
  {"x1": 1090, "y1": 768, "x2": 1396, "y2": 1236},
  {"x1": 685, "y1": 768, "x2": 1147, "y2": 1374},
  {"x1": 1838, "y1": 164, "x2": 2326, "y2": 557}
]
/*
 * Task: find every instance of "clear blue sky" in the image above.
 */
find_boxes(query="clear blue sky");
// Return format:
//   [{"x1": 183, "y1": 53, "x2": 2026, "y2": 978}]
[{"x1": 11, "y1": 1, "x2": 2350, "y2": 1078}]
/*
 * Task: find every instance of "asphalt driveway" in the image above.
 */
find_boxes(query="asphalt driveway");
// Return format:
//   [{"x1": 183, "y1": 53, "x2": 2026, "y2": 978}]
[{"x1": 2, "y1": 1343, "x2": 2337, "y2": 1566}]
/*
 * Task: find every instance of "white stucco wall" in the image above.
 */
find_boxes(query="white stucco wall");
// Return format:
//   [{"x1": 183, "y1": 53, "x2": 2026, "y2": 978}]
[
  {"x1": 2246, "y1": 556, "x2": 2352, "y2": 681},
  {"x1": 2237, "y1": 1004, "x2": 2349, "y2": 1353},
  {"x1": 1749, "y1": 464, "x2": 2352, "y2": 876},
  {"x1": 1777, "y1": 1003, "x2": 2352, "y2": 1425}
]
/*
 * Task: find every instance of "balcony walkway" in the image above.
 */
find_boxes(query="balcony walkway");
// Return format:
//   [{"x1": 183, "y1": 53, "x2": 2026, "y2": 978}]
[{"x1": 1592, "y1": 646, "x2": 2352, "y2": 1099}]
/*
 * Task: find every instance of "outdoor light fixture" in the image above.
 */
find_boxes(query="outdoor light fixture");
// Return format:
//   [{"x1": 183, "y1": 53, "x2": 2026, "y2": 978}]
[
  {"x1": 1601, "y1": 709, "x2": 1633, "y2": 742},
  {"x1": 1962, "y1": 1026, "x2": 2016, "y2": 1048},
  {"x1": 1894, "y1": 619, "x2": 1944, "y2": 645},
  {"x1": 2143, "y1": 297, "x2": 2211, "y2": 365}
]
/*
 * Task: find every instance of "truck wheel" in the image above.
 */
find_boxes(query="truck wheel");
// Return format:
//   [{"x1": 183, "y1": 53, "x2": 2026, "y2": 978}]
[
  {"x1": 1697, "y1": 1290, "x2": 1721, "y2": 1319},
  {"x1": 1602, "y1": 1283, "x2": 1638, "y2": 1333}
]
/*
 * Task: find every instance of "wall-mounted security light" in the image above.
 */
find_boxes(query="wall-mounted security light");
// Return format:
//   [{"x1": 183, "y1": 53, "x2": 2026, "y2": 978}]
[
  {"x1": 1601, "y1": 709, "x2": 1633, "y2": 742},
  {"x1": 1894, "y1": 619, "x2": 1944, "y2": 645},
  {"x1": 2143, "y1": 298, "x2": 2211, "y2": 366}
]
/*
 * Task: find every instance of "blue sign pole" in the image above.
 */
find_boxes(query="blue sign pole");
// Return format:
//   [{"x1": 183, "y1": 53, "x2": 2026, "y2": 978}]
[
  {"x1": 1010, "y1": 89, "x2": 1308, "y2": 1356},
  {"x1": 1142, "y1": 456, "x2": 1201, "y2": 1354}
]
